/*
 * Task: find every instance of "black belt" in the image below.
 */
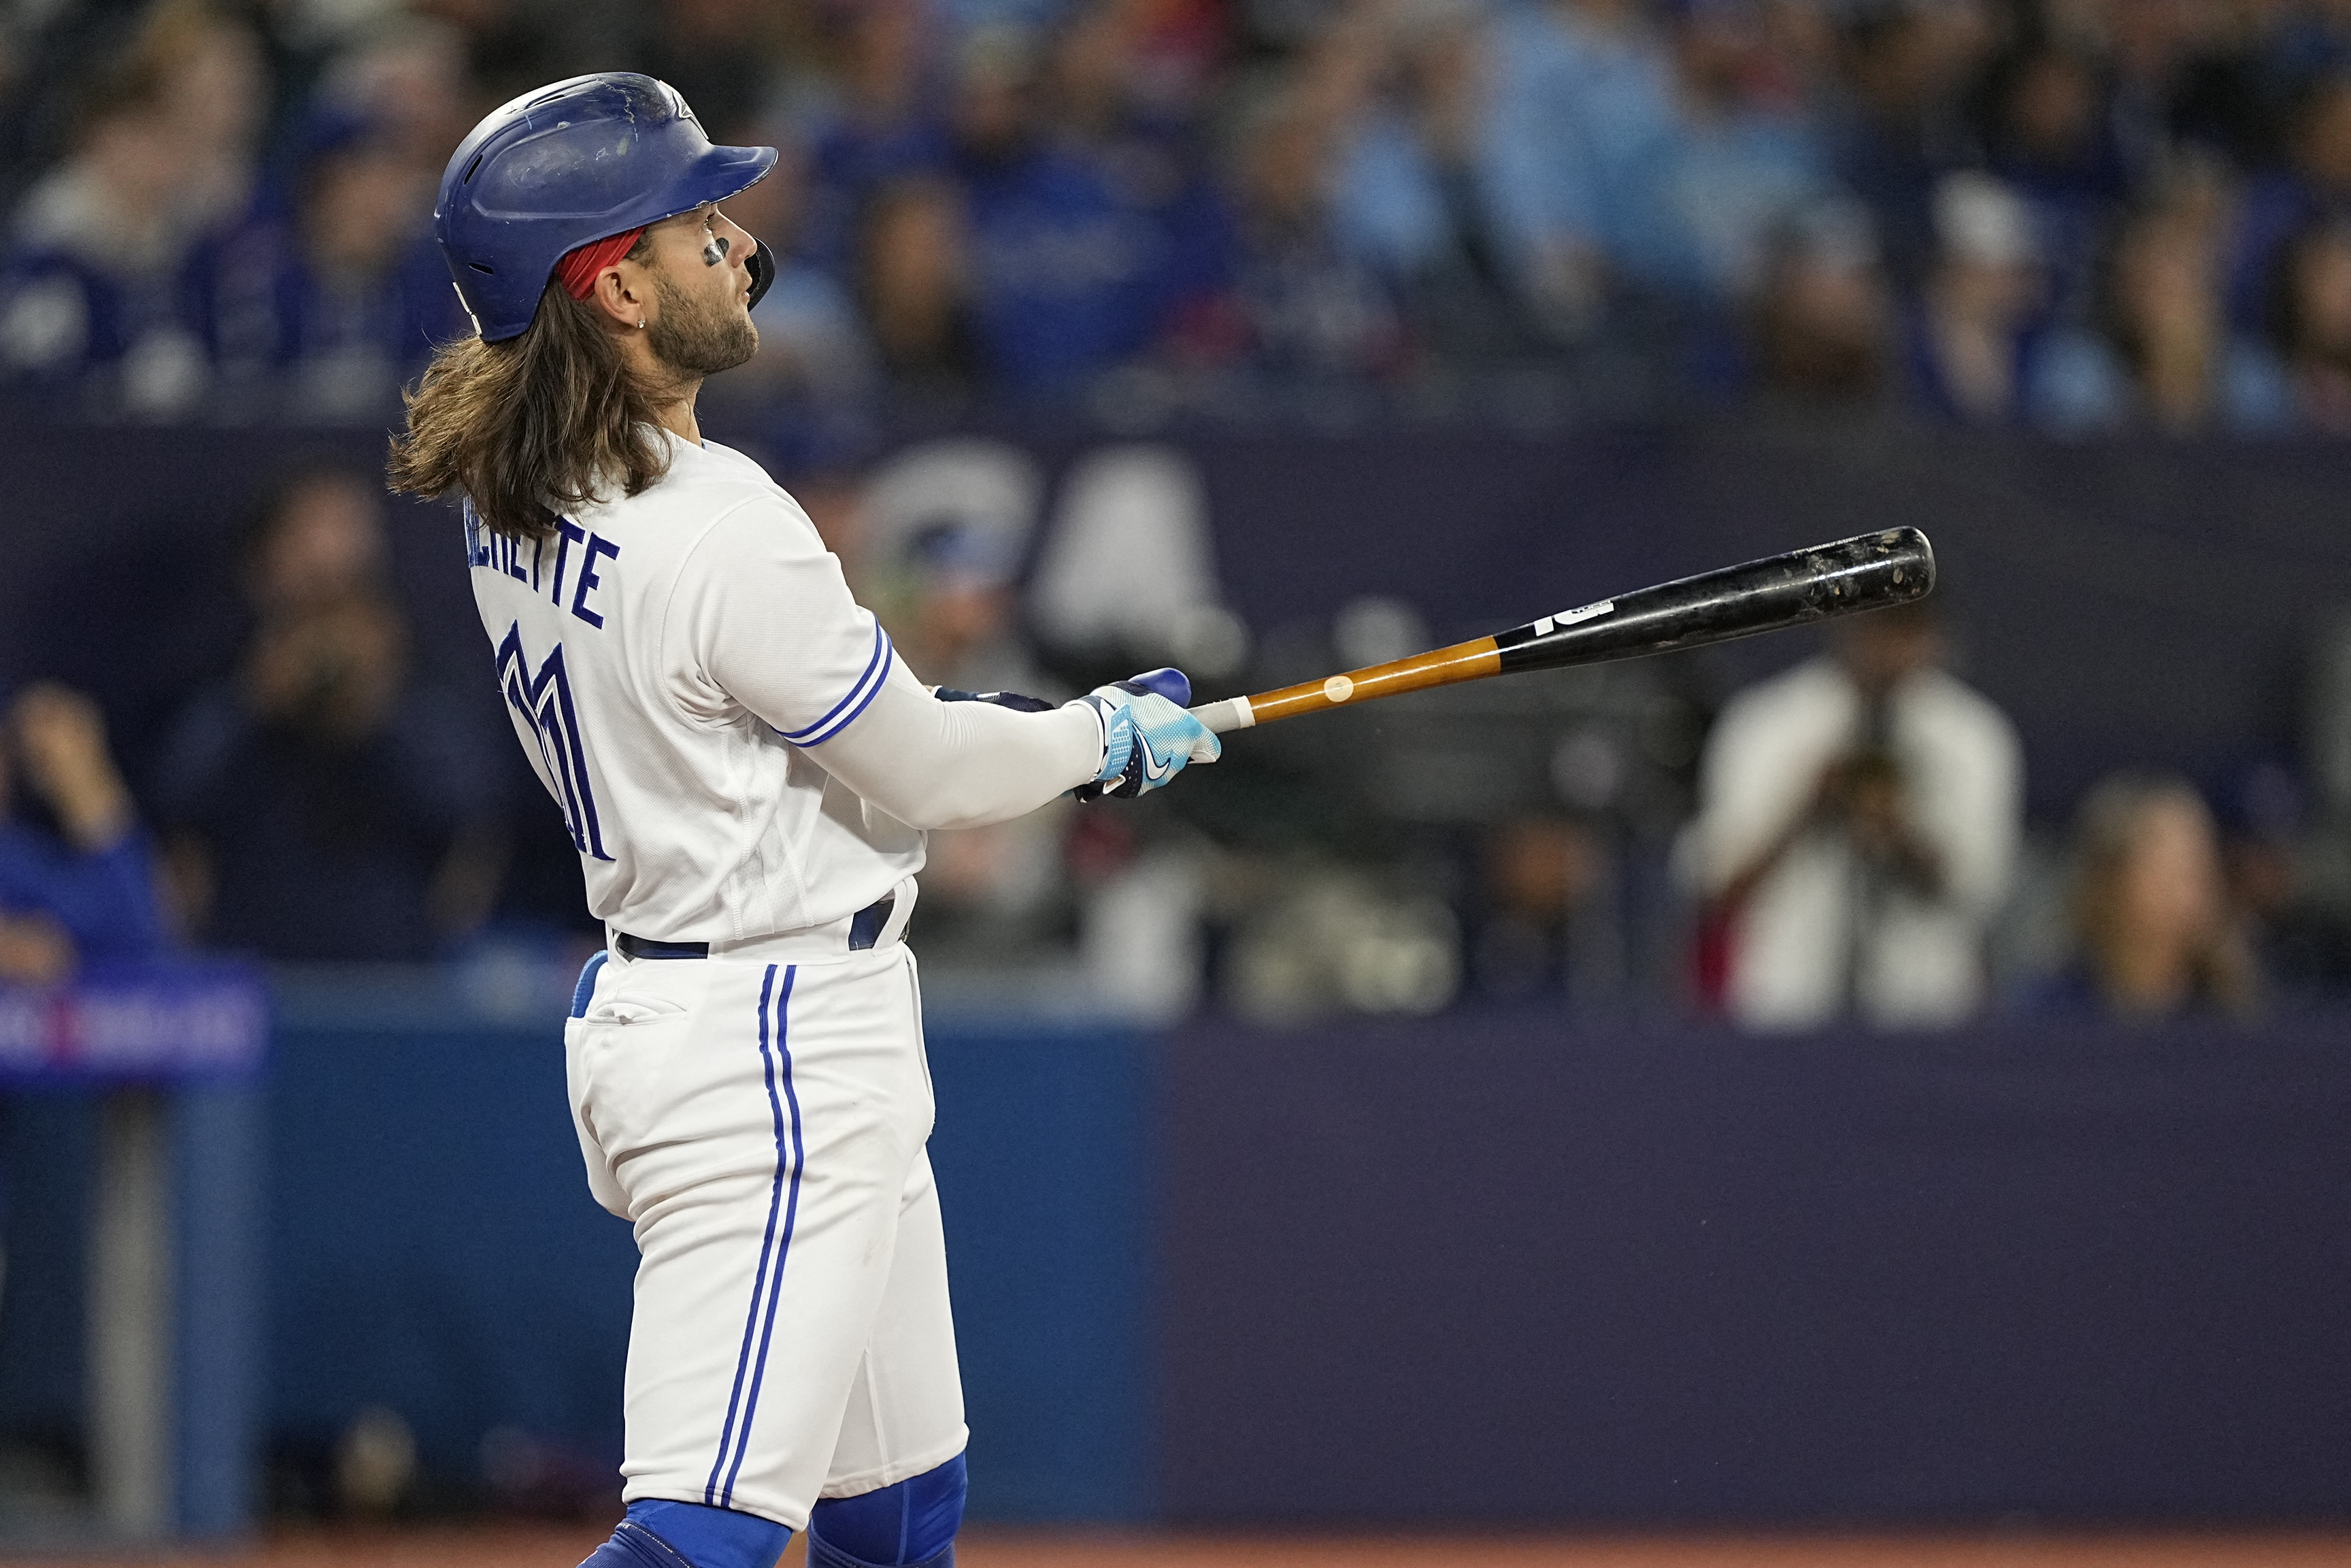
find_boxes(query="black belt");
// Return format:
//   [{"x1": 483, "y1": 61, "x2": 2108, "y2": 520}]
[{"x1": 617, "y1": 895, "x2": 895, "y2": 961}]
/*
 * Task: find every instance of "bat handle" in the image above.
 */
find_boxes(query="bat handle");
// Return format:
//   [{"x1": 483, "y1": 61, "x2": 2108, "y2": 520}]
[{"x1": 1188, "y1": 697, "x2": 1256, "y2": 734}]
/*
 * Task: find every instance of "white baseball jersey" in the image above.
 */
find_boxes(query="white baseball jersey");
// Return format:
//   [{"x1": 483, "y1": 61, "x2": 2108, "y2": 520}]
[
  {"x1": 467, "y1": 429, "x2": 1106, "y2": 1531},
  {"x1": 465, "y1": 429, "x2": 1103, "y2": 942}
]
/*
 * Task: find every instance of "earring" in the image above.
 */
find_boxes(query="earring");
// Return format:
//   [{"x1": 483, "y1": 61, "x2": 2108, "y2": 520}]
[{"x1": 637, "y1": 320, "x2": 646, "y2": 329}]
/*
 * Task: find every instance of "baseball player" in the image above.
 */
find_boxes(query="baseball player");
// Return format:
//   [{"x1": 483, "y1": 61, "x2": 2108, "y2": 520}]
[{"x1": 388, "y1": 73, "x2": 1218, "y2": 1568}]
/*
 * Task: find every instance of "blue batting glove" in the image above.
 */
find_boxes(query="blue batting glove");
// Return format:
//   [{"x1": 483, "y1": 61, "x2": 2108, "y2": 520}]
[{"x1": 1072, "y1": 669, "x2": 1220, "y2": 799}]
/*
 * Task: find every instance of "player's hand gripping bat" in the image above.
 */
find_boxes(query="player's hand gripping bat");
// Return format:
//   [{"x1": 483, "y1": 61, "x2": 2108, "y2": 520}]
[{"x1": 1182, "y1": 527, "x2": 1934, "y2": 735}]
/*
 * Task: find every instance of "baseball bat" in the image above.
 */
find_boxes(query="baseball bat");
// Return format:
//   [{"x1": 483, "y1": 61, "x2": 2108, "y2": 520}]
[{"x1": 1186, "y1": 527, "x2": 1934, "y2": 735}]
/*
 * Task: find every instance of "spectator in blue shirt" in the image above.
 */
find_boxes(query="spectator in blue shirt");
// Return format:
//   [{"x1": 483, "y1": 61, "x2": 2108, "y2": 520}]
[
  {"x1": 1227, "y1": 73, "x2": 1407, "y2": 386},
  {"x1": 207, "y1": 111, "x2": 466, "y2": 422},
  {"x1": 1652, "y1": 0, "x2": 1831, "y2": 302},
  {"x1": 1324, "y1": 0, "x2": 1520, "y2": 365},
  {"x1": 1820, "y1": 1, "x2": 1991, "y2": 295},
  {"x1": 1478, "y1": 0, "x2": 1680, "y2": 338},
  {"x1": 2227, "y1": 69, "x2": 2351, "y2": 331},
  {"x1": 0, "y1": 0, "x2": 267, "y2": 419},
  {"x1": 1979, "y1": 37, "x2": 2131, "y2": 327},
  {"x1": 0, "y1": 684, "x2": 167, "y2": 986},
  {"x1": 0, "y1": 74, "x2": 219, "y2": 419},
  {"x1": 951, "y1": 25, "x2": 1193, "y2": 401},
  {"x1": 800, "y1": 0, "x2": 956, "y2": 277}
]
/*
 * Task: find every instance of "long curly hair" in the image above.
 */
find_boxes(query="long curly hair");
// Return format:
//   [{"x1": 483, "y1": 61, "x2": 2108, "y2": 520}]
[{"x1": 387, "y1": 264, "x2": 671, "y2": 541}]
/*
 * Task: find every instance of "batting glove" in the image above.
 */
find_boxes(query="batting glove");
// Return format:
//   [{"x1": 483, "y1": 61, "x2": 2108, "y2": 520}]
[{"x1": 1072, "y1": 668, "x2": 1221, "y2": 799}]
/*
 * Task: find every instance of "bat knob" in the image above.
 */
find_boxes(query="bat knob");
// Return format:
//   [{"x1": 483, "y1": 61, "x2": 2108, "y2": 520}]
[{"x1": 1125, "y1": 667, "x2": 1193, "y2": 706}]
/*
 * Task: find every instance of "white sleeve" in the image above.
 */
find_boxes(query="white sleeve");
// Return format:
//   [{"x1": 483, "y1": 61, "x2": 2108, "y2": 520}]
[
  {"x1": 670, "y1": 494, "x2": 1105, "y2": 829},
  {"x1": 815, "y1": 660, "x2": 1105, "y2": 829}
]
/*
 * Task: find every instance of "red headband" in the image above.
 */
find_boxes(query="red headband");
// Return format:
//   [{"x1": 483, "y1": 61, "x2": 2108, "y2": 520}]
[{"x1": 554, "y1": 227, "x2": 647, "y2": 301}]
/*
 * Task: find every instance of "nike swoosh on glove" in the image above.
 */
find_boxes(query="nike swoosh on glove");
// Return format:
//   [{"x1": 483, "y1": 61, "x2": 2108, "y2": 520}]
[{"x1": 1072, "y1": 669, "x2": 1221, "y2": 799}]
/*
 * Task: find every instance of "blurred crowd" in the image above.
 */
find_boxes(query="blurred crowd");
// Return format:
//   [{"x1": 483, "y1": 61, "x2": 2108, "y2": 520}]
[
  {"x1": 6, "y1": 428, "x2": 2351, "y2": 1035},
  {"x1": 16, "y1": 0, "x2": 2351, "y2": 431}
]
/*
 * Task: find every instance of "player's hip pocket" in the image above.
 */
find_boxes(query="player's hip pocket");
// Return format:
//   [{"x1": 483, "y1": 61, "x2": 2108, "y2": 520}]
[{"x1": 577, "y1": 989, "x2": 692, "y2": 1027}]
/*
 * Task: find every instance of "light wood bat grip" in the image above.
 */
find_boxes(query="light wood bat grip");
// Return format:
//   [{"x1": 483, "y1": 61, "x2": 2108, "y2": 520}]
[{"x1": 1188, "y1": 636, "x2": 1503, "y2": 734}]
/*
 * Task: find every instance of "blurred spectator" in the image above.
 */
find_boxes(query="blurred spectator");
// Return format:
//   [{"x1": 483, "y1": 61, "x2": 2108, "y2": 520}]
[
  {"x1": 1978, "y1": 35, "x2": 2129, "y2": 322},
  {"x1": 1908, "y1": 170, "x2": 2045, "y2": 422},
  {"x1": 1045, "y1": 0, "x2": 1233, "y2": 361},
  {"x1": 1682, "y1": 599, "x2": 2021, "y2": 1031},
  {"x1": 858, "y1": 436, "x2": 1046, "y2": 688},
  {"x1": 2031, "y1": 160, "x2": 2288, "y2": 433},
  {"x1": 1478, "y1": 0, "x2": 1680, "y2": 337},
  {"x1": 1823, "y1": 0, "x2": 1995, "y2": 291},
  {"x1": 1656, "y1": 0, "x2": 1831, "y2": 304},
  {"x1": 856, "y1": 173, "x2": 986, "y2": 406},
  {"x1": 153, "y1": 467, "x2": 499, "y2": 962},
  {"x1": 0, "y1": 1, "x2": 269, "y2": 418},
  {"x1": 2264, "y1": 215, "x2": 2351, "y2": 430},
  {"x1": 301, "y1": 16, "x2": 479, "y2": 178},
  {"x1": 0, "y1": 684, "x2": 167, "y2": 986},
  {"x1": 726, "y1": 132, "x2": 880, "y2": 410},
  {"x1": 1468, "y1": 811, "x2": 1605, "y2": 999},
  {"x1": 636, "y1": 0, "x2": 788, "y2": 137},
  {"x1": 1318, "y1": 0, "x2": 1520, "y2": 366},
  {"x1": 1746, "y1": 198, "x2": 1895, "y2": 407},
  {"x1": 2212, "y1": 756, "x2": 2351, "y2": 995},
  {"x1": 2043, "y1": 772, "x2": 2260, "y2": 1020},
  {"x1": 801, "y1": 0, "x2": 954, "y2": 275},
  {"x1": 1225, "y1": 73, "x2": 1407, "y2": 383},
  {"x1": 848, "y1": 437, "x2": 1080, "y2": 964},
  {"x1": 950, "y1": 24, "x2": 1210, "y2": 401},
  {"x1": 2091, "y1": 0, "x2": 2224, "y2": 175},
  {"x1": 209, "y1": 111, "x2": 467, "y2": 421},
  {"x1": 2227, "y1": 68, "x2": 2351, "y2": 329}
]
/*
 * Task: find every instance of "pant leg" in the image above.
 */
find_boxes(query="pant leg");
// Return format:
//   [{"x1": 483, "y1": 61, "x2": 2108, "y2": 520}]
[
  {"x1": 820, "y1": 1147, "x2": 969, "y2": 1499},
  {"x1": 566, "y1": 946, "x2": 936, "y2": 1529}
]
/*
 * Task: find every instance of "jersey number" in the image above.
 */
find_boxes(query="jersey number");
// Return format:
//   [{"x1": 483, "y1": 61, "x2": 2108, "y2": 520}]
[{"x1": 495, "y1": 621, "x2": 614, "y2": 863}]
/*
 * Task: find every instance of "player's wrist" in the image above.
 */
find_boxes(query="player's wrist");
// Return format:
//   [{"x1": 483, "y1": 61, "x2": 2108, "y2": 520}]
[{"x1": 1071, "y1": 692, "x2": 1131, "y2": 782}]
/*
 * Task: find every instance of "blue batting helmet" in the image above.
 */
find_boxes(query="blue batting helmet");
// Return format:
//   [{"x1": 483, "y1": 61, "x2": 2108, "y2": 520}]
[{"x1": 433, "y1": 72, "x2": 778, "y2": 342}]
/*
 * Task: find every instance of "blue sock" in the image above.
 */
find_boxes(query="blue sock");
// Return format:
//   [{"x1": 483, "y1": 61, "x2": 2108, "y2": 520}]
[
  {"x1": 569, "y1": 1499, "x2": 791, "y2": 1568},
  {"x1": 805, "y1": 1453, "x2": 966, "y2": 1568}
]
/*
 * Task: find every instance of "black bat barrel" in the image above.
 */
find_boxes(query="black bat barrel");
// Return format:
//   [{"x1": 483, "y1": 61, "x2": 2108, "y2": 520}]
[{"x1": 1493, "y1": 527, "x2": 1935, "y2": 675}]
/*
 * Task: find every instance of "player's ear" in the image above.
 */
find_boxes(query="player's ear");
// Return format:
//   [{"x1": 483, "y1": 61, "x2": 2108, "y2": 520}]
[{"x1": 586, "y1": 264, "x2": 648, "y2": 330}]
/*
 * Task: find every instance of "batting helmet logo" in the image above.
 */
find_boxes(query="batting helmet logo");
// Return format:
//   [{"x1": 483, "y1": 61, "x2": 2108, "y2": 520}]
[{"x1": 433, "y1": 72, "x2": 778, "y2": 342}]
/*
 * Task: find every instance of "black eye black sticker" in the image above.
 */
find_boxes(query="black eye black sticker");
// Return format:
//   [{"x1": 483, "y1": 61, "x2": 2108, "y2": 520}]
[{"x1": 702, "y1": 234, "x2": 731, "y2": 267}]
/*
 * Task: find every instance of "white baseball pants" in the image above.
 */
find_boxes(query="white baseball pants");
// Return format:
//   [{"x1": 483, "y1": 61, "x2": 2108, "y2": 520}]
[{"x1": 564, "y1": 933, "x2": 967, "y2": 1529}]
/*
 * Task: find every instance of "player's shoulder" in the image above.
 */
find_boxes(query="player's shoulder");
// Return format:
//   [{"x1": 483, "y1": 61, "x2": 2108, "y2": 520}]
[
  {"x1": 640, "y1": 432, "x2": 788, "y2": 506},
  {"x1": 594, "y1": 432, "x2": 818, "y2": 548}
]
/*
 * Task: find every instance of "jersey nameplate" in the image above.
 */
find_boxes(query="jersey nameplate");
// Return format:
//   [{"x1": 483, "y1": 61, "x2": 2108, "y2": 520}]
[{"x1": 465, "y1": 501, "x2": 622, "y2": 629}]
